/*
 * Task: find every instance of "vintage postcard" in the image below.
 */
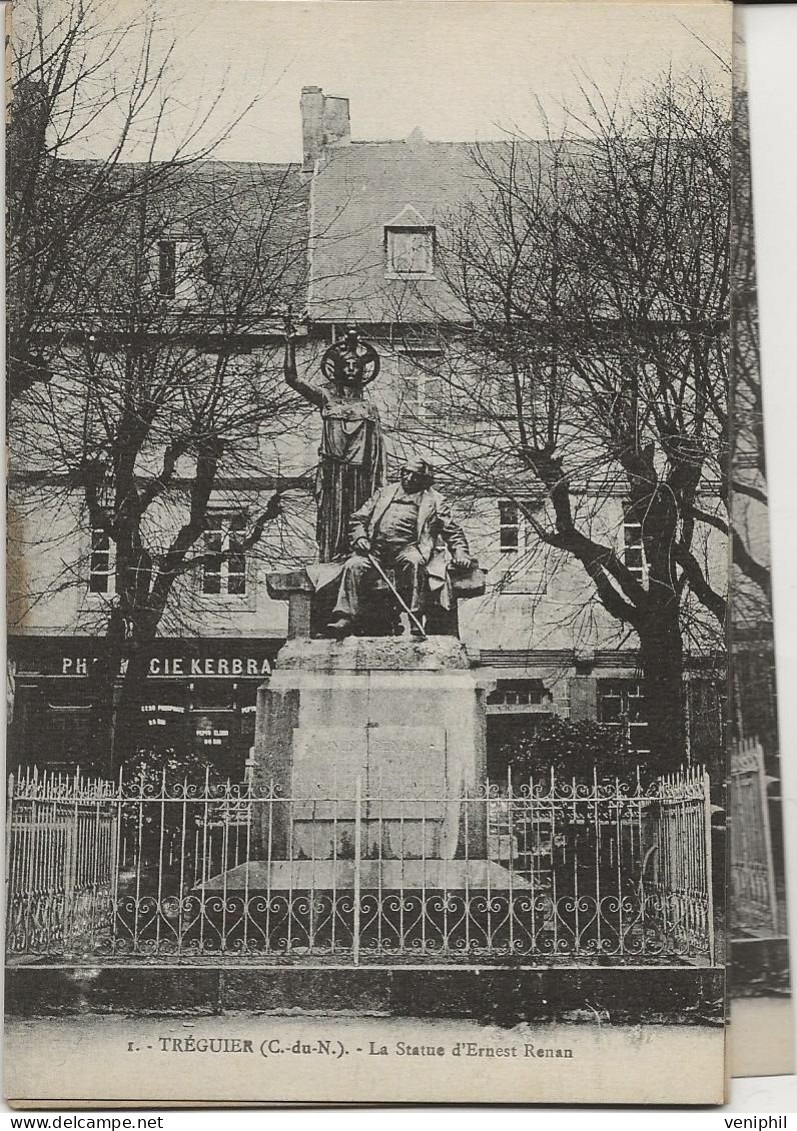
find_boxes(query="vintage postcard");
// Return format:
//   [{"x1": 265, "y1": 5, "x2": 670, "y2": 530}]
[{"x1": 6, "y1": 0, "x2": 733, "y2": 1106}]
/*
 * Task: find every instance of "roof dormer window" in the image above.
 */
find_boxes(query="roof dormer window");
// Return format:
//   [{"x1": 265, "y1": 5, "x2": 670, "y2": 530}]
[
  {"x1": 153, "y1": 231, "x2": 206, "y2": 305},
  {"x1": 158, "y1": 240, "x2": 177, "y2": 298},
  {"x1": 384, "y1": 205, "x2": 435, "y2": 280}
]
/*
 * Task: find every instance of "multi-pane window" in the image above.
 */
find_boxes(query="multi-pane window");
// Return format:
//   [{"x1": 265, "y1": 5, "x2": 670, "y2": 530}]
[
  {"x1": 399, "y1": 372, "x2": 442, "y2": 424},
  {"x1": 158, "y1": 240, "x2": 177, "y2": 297},
  {"x1": 496, "y1": 500, "x2": 547, "y2": 594},
  {"x1": 88, "y1": 528, "x2": 114, "y2": 594},
  {"x1": 395, "y1": 350, "x2": 443, "y2": 425},
  {"x1": 202, "y1": 514, "x2": 247, "y2": 596},
  {"x1": 386, "y1": 227, "x2": 435, "y2": 278},
  {"x1": 622, "y1": 504, "x2": 646, "y2": 583},
  {"x1": 487, "y1": 679, "x2": 547, "y2": 707},
  {"x1": 499, "y1": 500, "x2": 520, "y2": 552},
  {"x1": 597, "y1": 680, "x2": 649, "y2": 753}
]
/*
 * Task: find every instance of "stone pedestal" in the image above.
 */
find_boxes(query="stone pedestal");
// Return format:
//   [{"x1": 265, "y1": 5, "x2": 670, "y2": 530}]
[{"x1": 251, "y1": 636, "x2": 491, "y2": 864}]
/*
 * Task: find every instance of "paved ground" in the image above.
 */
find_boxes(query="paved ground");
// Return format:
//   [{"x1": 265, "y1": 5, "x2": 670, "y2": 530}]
[{"x1": 4, "y1": 1012, "x2": 725, "y2": 1107}]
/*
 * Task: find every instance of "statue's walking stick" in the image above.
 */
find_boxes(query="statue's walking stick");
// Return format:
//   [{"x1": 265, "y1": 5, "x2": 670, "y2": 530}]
[{"x1": 366, "y1": 553, "x2": 427, "y2": 639}]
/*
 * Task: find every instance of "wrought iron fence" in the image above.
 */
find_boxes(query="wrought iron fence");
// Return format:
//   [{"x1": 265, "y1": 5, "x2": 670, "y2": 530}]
[
  {"x1": 730, "y1": 736, "x2": 778, "y2": 935},
  {"x1": 6, "y1": 765, "x2": 715, "y2": 964},
  {"x1": 5, "y1": 769, "x2": 118, "y2": 954}
]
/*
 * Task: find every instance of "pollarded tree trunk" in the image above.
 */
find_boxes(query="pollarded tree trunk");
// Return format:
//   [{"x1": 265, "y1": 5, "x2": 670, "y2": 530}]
[
  {"x1": 637, "y1": 602, "x2": 686, "y2": 773},
  {"x1": 87, "y1": 605, "x2": 128, "y2": 773},
  {"x1": 87, "y1": 620, "x2": 153, "y2": 774},
  {"x1": 110, "y1": 643, "x2": 156, "y2": 771}
]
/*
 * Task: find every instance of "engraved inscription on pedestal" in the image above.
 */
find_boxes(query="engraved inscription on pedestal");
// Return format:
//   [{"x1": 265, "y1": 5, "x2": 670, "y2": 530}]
[
  {"x1": 293, "y1": 726, "x2": 367, "y2": 804},
  {"x1": 292, "y1": 725, "x2": 446, "y2": 799}
]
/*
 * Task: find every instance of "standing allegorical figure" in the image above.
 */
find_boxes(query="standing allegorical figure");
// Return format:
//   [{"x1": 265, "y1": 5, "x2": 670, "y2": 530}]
[{"x1": 284, "y1": 318, "x2": 386, "y2": 561}]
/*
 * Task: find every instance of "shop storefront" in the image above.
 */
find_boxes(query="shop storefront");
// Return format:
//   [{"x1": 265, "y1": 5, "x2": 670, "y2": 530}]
[{"x1": 8, "y1": 637, "x2": 284, "y2": 778}]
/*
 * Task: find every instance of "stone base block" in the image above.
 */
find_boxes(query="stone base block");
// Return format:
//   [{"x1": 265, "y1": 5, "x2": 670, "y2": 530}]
[{"x1": 252, "y1": 635, "x2": 493, "y2": 862}]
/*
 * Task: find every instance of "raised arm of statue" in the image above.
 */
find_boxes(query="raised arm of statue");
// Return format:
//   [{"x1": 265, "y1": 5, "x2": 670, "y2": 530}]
[{"x1": 284, "y1": 315, "x2": 325, "y2": 410}]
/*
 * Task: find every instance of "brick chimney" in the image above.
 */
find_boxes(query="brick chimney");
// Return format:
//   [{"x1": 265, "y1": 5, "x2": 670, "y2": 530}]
[{"x1": 301, "y1": 86, "x2": 350, "y2": 171}]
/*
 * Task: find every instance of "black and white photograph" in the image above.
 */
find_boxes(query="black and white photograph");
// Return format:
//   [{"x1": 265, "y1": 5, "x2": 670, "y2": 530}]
[{"x1": 5, "y1": 0, "x2": 737, "y2": 1106}]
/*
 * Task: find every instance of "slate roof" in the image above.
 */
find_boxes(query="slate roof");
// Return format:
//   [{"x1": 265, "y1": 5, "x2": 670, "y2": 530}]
[
  {"x1": 161, "y1": 160, "x2": 310, "y2": 302},
  {"x1": 306, "y1": 134, "x2": 581, "y2": 325},
  {"x1": 46, "y1": 135, "x2": 583, "y2": 331},
  {"x1": 47, "y1": 158, "x2": 310, "y2": 333},
  {"x1": 43, "y1": 132, "x2": 595, "y2": 332},
  {"x1": 150, "y1": 159, "x2": 311, "y2": 327},
  {"x1": 307, "y1": 137, "x2": 481, "y2": 324}
]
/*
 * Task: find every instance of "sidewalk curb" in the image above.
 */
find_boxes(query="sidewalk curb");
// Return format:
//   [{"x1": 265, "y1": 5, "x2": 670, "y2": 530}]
[{"x1": 6, "y1": 963, "x2": 725, "y2": 1023}]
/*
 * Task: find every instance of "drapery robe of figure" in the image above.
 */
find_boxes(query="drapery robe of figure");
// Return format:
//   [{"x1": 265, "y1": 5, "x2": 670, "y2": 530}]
[{"x1": 315, "y1": 396, "x2": 385, "y2": 561}]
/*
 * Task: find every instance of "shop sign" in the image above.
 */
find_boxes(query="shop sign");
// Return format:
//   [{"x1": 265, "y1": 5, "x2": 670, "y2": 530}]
[{"x1": 58, "y1": 654, "x2": 273, "y2": 677}]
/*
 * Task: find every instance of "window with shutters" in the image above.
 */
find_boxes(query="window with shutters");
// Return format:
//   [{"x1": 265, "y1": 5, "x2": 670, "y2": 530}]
[
  {"x1": 622, "y1": 503, "x2": 647, "y2": 584},
  {"x1": 88, "y1": 528, "x2": 114, "y2": 594},
  {"x1": 158, "y1": 240, "x2": 177, "y2": 297},
  {"x1": 154, "y1": 234, "x2": 205, "y2": 304}
]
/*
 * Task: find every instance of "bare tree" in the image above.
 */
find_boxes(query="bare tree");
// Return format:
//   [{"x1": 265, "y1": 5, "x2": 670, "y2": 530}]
[
  {"x1": 7, "y1": 0, "x2": 260, "y2": 401},
  {"x1": 11, "y1": 160, "x2": 315, "y2": 766},
  {"x1": 401, "y1": 72, "x2": 731, "y2": 768},
  {"x1": 8, "y1": 10, "x2": 316, "y2": 765}
]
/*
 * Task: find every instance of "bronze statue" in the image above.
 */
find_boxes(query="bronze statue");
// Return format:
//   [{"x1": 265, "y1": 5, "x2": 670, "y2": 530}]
[
  {"x1": 284, "y1": 319, "x2": 386, "y2": 561},
  {"x1": 320, "y1": 326, "x2": 381, "y2": 388},
  {"x1": 327, "y1": 457, "x2": 475, "y2": 638}
]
